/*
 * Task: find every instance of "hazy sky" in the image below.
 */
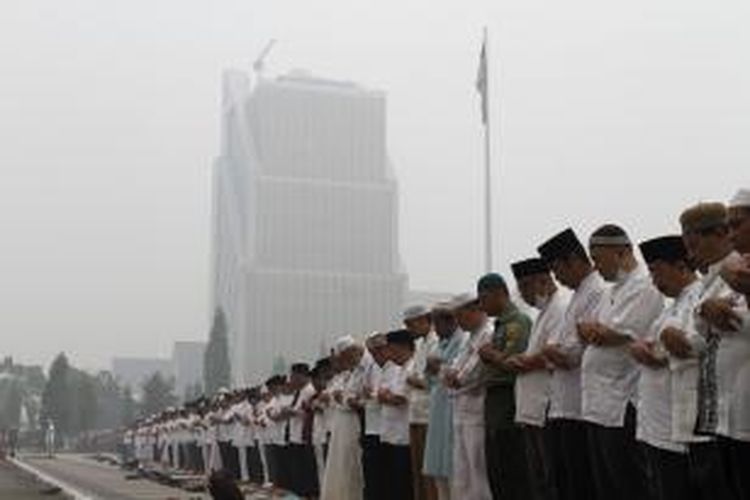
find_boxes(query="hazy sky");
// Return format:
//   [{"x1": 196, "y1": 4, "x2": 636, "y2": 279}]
[{"x1": 1, "y1": 0, "x2": 748, "y2": 371}]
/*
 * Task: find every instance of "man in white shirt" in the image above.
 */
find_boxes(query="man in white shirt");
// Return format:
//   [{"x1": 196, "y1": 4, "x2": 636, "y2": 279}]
[
  {"x1": 444, "y1": 293, "x2": 493, "y2": 500},
  {"x1": 537, "y1": 228, "x2": 605, "y2": 500},
  {"x1": 578, "y1": 224, "x2": 663, "y2": 500},
  {"x1": 309, "y1": 358, "x2": 333, "y2": 490},
  {"x1": 403, "y1": 305, "x2": 439, "y2": 500},
  {"x1": 679, "y1": 202, "x2": 743, "y2": 499},
  {"x1": 379, "y1": 329, "x2": 416, "y2": 500},
  {"x1": 633, "y1": 235, "x2": 700, "y2": 500},
  {"x1": 509, "y1": 257, "x2": 568, "y2": 500},
  {"x1": 263, "y1": 375, "x2": 286, "y2": 490},
  {"x1": 320, "y1": 336, "x2": 366, "y2": 500},
  {"x1": 722, "y1": 189, "x2": 750, "y2": 498},
  {"x1": 284, "y1": 363, "x2": 319, "y2": 499},
  {"x1": 362, "y1": 332, "x2": 389, "y2": 500}
]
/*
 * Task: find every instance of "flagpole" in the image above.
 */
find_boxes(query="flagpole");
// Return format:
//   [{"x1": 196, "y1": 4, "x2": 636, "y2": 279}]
[{"x1": 482, "y1": 26, "x2": 493, "y2": 273}]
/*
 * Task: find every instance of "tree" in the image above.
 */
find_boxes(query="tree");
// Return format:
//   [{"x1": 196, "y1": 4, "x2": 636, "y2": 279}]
[
  {"x1": 120, "y1": 386, "x2": 136, "y2": 427},
  {"x1": 66, "y1": 369, "x2": 97, "y2": 433},
  {"x1": 271, "y1": 354, "x2": 287, "y2": 376},
  {"x1": 93, "y1": 371, "x2": 123, "y2": 430},
  {"x1": 184, "y1": 382, "x2": 204, "y2": 402},
  {"x1": 0, "y1": 375, "x2": 23, "y2": 429},
  {"x1": 204, "y1": 308, "x2": 231, "y2": 395},
  {"x1": 41, "y1": 353, "x2": 71, "y2": 434},
  {"x1": 141, "y1": 372, "x2": 176, "y2": 417}
]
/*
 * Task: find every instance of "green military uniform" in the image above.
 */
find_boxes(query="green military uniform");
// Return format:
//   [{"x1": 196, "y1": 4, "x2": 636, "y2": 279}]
[{"x1": 483, "y1": 303, "x2": 532, "y2": 500}]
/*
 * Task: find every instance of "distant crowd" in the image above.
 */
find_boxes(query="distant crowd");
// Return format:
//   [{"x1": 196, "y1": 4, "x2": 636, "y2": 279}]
[{"x1": 126, "y1": 189, "x2": 750, "y2": 500}]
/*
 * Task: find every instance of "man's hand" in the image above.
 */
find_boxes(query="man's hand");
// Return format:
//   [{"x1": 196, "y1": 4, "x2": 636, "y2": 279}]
[
  {"x1": 442, "y1": 369, "x2": 460, "y2": 389},
  {"x1": 407, "y1": 375, "x2": 428, "y2": 390},
  {"x1": 377, "y1": 388, "x2": 392, "y2": 404},
  {"x1": 541, "y1": 343, "x2": 571, "y2": 369},
  {"x1": 332, "y1": 390, "x2": 343, "y2": 404},
  {"x1": 722, "y1": 255, "x2": 750, "y2": 297},
  {"x1": 578, "y1": 322, "x2": 629, "y2": 346},
  {"x1": 660, "y1": 327, "x2": 692, "y2": 359},
  {"x1": 699, "y1": 298, "x2": 742, "y2": 332},
  {"x1": 477, "y1": 343, "x2": 500, "y2": 364},
  {"x1": 426, "y1": 356, "x2": 442, "y2": 376},
  {"x1": 577, "y1": 323, "x2": 598, "y2": 344},
  {"x1": 505, "y1": 355, "x2": 530, "y2": 373},
  {"x1": 629, "y1": 340, "x2": 666, "y2": 368}
]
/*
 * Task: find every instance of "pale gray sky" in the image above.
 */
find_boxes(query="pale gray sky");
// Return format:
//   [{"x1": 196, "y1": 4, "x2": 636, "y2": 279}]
[{"x1": 1, "y1": 0, "x2": 748, "y2": 371}]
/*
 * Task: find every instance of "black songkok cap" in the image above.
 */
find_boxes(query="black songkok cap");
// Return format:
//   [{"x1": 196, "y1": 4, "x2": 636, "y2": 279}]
[
  {"x1": 639, "y1": 236, "x2": 688, "y2": 264},
  {"x1": 314, "y1": 357, "x2": 332, "y2": 372},
  {"x1": 511, "y1": 258, "x2": 550, "y2": 279},
  {"x1": 386, "y1": 329, "x2": 415, "y2": 348},
  {"x1": 291, "y1": 363, "x2": 311, "y2": 376},
  {"x1": 537, "y1": 228, "x2": 586, "y2": 263}
]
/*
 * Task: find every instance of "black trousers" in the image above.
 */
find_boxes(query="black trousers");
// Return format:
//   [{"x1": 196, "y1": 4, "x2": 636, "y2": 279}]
[
  {"x1": 688, "y1": 440, "x2": 736, "y2": 500},
  {"x1": 381, "y1": 443, "x2": 413, "y2": 500},
  {"x1": 286, "y1": 443, "x2": 320, "y2": 497},
  {"x1": 484, "y1": 385, "x2": 531, "y2": 500},
  {"x1": 522, "y1": 425, "x2": 557, "y2": 500},
  {"x1": 724, "y1": 437, "x2": 750, "y2": 499},
  {"x1": 586, "y1": 405, "x2": 649, "y2": 500},
  {"x1": 362, "y1": 434, "x2": 385, "y2": 500},
  {"x1": 276, "y1": 445, "x2": 292, "y2": 490},
  {"x1": 642, "y1": 443, "x2": 693, "y2": 500},
  {"x1": 247, "y1": 445, "x2": 264, "y2": 484},
  {"x1": 177, "y1": 443, "x2": 186, "y2": 470},
  {"x1": 218, "y1": 441, "x2": 240, "y2": 479},
  {"x1": 545, "y1": 419, "x2": 595, "y2": 500},
  {"x1": 186, "y1": 442, "x2": 204, "y2": 472},
  {"x1": 265, "y1": 444, "x2": 279, "y2": 485}
]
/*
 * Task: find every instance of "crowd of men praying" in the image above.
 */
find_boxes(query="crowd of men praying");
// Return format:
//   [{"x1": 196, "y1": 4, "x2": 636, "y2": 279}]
[{"x1": 126, "y1": 189, "x2": 750, "y2": 500}]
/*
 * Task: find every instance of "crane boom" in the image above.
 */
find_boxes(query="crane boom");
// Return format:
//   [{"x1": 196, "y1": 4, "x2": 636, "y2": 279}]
[{"x1": 253, "y1": 39, "x2": 277, "y2": 75}]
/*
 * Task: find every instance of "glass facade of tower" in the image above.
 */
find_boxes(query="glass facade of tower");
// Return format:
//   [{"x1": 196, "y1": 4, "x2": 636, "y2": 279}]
[{"x1": 213, "y1": 71, "x2": 406, "y2": 385}]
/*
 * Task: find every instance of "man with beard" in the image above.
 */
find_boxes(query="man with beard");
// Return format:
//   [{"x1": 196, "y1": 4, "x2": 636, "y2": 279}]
[{"x1": 578, "y1": 224, "x2": 663, "y2": 500}]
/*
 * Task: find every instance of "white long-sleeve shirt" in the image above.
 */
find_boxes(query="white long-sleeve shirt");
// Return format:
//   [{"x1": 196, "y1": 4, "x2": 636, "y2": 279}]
[
  {"x1": 548, "y1": 272, "x2": 607, "y2": 421},
  {"x1": 694, "y1": 252, "x2": 750, "y2": 441},
  {"x1": 449, "y1": 322, "x2": 492, "y2": 425},
  {"x1": 637, "y1": 280, "x2": 702, "y2": 452},
  {"x1": 582, "y1": 265, "x2": 664, "y2": 427},
  {"x1": 515, "y1": 291, "x2": 568, "y2": 427},
  {"x1": 407, "y1": 331, "x2": 439, "y2": 424}
]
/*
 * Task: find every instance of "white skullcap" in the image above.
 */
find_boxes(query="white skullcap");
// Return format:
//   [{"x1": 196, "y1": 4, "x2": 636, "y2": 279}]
[
  {"x1": 402, "y1": 304, "x2": 431, "y2": 321},
  {"x1": 334, "y1": 335, "x2": 356, "y2": 354},
  {"x1": 729, "y1": 189, "x2": 750, "y2": 208}
]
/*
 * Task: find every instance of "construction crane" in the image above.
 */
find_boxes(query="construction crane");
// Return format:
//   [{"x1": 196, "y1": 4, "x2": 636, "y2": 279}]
[{"x1": 252, "y1": 39, "x2": 277, "y2": 78}]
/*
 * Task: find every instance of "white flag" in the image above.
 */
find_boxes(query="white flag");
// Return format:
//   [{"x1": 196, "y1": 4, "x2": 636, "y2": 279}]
[{"x1": 475, "y1": 35, "x2": 488, "y2": 124}]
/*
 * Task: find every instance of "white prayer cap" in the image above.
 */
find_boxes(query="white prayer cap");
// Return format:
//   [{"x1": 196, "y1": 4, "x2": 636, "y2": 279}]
[
  {"x1": 729, "y1": 189, "x2": 750, "y2": 208},
  {"x1": 218, "y1": 387, "x2": 230, "y2": 395},
  {"x1": 402, "y1": 304, "x2": 431, "y2": 321},
  {"x1": 334, "y1": 335, "x2": 357, "y2": 354},
  {"x1": 450, "y1": 292, "x2": 478, "y2": 310}
]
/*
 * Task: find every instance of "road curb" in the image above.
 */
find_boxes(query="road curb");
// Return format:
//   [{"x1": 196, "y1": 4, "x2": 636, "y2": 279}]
[{"x1": 8, "y1": 457, "x2": 95, "y2": 500}]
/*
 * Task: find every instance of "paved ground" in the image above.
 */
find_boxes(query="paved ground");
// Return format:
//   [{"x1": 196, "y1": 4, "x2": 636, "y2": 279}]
[
  {"x1": 0, "y1": 458, "x2": 67, "y2": 499},
  {"x1": 13, "y1": 454, "x2": 293, "y2": 499},
  {"x1": 19, "y1": 454, "x2": 206, "y2": 500}
]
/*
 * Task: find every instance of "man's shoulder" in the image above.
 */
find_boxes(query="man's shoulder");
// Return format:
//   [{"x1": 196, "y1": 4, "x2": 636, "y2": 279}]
[{"x1": 504, "y1": 307, "x2": 532, "y2": 331}]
